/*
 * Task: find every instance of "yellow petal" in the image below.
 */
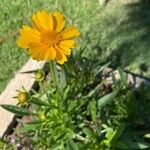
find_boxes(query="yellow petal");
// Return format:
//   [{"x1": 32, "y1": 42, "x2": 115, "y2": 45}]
[
  {"x1": 57, "y1": 54, "x2": 67, "y2": 64},
  {"x1": 46, "y1": 47, "x2": 56, "y2": 60},
  {"x1": 56, "y1": 49, "x2": 67, "y2": 64},
  {"x1": 61, "y1": 25, "x2": 80, "y2": 40},
  {"x1": 28, "y1": 47, "x2": 42, "y2": 61},
  {"x1": 28, "y1": 43, "x2": 44, "y2": 60},
  {"x1": 59, "y1": 40, "x2": 75, "y2": 48},
  {"x1": 17, "y1": 38, "x2": 29, "y2": 48},
  {"x1": 32, "y1": 10, "x2": 53, "y2": 31},
  {"x1": 17, "y1": 25, "x2": 40, "y2": 48},
  {"x1": 29, "y1": 44, "x2": 56, "y2": 61},
  {"x1": 58, "y1": 45, "x2": 71, "y2": 55},
  {"x1": 52, "y1": 12, "x2": 65, "y2": 33}
]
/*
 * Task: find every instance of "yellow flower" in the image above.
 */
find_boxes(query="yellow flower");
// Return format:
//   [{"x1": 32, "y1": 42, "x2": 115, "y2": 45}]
[{"x1": 17, "y1": 10, "x2": 80, "y2": 64}]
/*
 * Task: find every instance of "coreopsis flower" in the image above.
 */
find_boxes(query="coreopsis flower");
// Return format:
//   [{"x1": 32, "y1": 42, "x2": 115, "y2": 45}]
[{"x1": 17, "y1": 10, "x2": 80, "y2": 64}]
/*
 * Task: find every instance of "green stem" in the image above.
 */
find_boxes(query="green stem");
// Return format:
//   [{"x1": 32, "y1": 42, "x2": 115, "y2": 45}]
[{"x1": 49, "y1": 61, "x2": 57, "y2": 88}]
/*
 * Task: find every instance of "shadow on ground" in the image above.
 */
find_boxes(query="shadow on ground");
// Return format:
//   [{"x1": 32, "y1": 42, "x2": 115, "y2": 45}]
[{"x1": 88, "y1": 0, "x2": 150, "y2": 77}]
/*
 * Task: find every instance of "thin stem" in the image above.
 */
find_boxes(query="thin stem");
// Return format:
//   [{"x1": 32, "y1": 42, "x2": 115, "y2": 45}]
[
  {"x1": 49, "y1": 61, "x2": 57, "y2": 88},
  {"x1": 49, "y1": 61, "x2": 60, "y2": 103}
]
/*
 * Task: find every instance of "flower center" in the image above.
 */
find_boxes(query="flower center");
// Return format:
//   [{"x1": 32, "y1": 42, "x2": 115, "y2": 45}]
[{"x1": 41, "y1": 31, "x2": 61, "y2": 48}]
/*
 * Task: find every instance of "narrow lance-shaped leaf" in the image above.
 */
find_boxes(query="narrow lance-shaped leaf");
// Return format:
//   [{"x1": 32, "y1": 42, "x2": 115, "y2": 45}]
[
  {"x1": 123, "y1": 141, "x2": 150, "y2": 149},
  {"x1": 0, "y1": 104, "x2": 36, "y2": 116},
  {"x1": 66, "y1": 138, "x2": 79, "y2": 150},
  {"x1": 30, "y1": 97, "x2": 49, "y2": 106},
  {"x1": 63, "y1": 86, "x2": 70, "y2": 100},
  {"x1": 83, "y1": 127, "x2": 95, "y2": 139},
  {"x1": 89, "y1": 100, "x2": 97, "y2": 123},
  {"x1": 68, "y1": 100, "x2": 77, "y2": 112},
  {"x1": 98, "y1": 91, "x2": 118, "y2": 110},
  {"x1": 87, "y1": 83, "x2": 101, "y2": 98},
  {"x1": 114, "y1": 141, "x2": 128, "y2": 149},
  {"x1": 93, "y1": 62, "x2": 111, "y2": 78},
  {"x1": 109, "y1": 123, "x2": 125, "y2": 144},
  {"x1": 45, "y1": 91, "x2": 51, "y2": 100}
]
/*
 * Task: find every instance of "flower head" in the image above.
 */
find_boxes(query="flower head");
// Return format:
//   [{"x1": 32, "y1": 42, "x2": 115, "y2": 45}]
[{"x1": 17, "y1": 10, "x2": 80, "y2": 64}]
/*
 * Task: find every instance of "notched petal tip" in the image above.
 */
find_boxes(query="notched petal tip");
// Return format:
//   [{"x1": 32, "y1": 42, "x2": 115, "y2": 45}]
[
  {"x1": 32, "y1": 10, "x2": 53, "y2": 31},
  {"x1": 61, "y1": 25, "x2": 80, "y2": 40},
  {"x1": 16, "y1": 38, "x2": 28, "y2": 48},
  {"x1": 52, "y1": 11, "x2": 65, "y2": 33}
]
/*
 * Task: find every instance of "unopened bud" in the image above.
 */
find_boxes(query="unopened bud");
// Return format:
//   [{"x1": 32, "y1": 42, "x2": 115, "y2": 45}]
[
  {"x1": 34, "y1": 70, "x2": 45, "y2": 82},
  {"x1": 17, "y1": 91, "x2": 29, "y2": 105},
  {"x1": 38, "y1": 112, "x2": 46, "y2": 121}
]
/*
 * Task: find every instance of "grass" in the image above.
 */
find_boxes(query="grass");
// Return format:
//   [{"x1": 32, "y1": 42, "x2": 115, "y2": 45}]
[{"x1": 0, "y1": 0, "x2": 150, "y2": 94}]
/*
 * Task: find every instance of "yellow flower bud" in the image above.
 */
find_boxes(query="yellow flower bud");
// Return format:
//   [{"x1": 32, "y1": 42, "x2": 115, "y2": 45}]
[
  {"x1": 17, "y1": 92, "x2": 28, "y2": 105},
  {"x1": 38, "y1": 112, "x2": 46, "y2": 121},
  {"x1": 34, "y1": 70, "x2": 45, "y2": 82}
]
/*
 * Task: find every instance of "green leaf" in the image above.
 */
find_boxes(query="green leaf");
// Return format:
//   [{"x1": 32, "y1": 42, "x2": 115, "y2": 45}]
[
  {"x1": 98, "y1": 91, "x2": 118, "y2": 110},
  {"x1": 86, "y1": 84, "x2": 101, "y2": 98},
  {"x1": 105, "y1": 124, "x2": 125, "y2": 144},
  {"x1": 67, "y1": 129, "x2": 76, "y2": 139},
  {"x1": 16, "y1": 124, "x2": 40, "y2": 133},
  {"x1": 66, "y1": 138, "x2": 78, "y2": 150},
  {"x1": 55, "y1": 132, "x2": 66, "y2": 141},
  {"x1": 114, "y1": 141, "x2": 128, "y2": 149},
  {"x1": 63, "y1": 86, "x2": 70, "y2": 100},
  {"x1": 0, "y1": 104, "x2": 36, "y2": 116},
  {"x1": 68, "y1": 100, "x2": 77, "y2": 112},
  {"x1": 123, "y1": 141, "x2": 150, "y2": 149},
  {"x1": 30, "y1": 97, "x2": 49, "y2": 106},
  {"x1": 93, "y1": 62, "x2": 111, "y2": 78},
  {"x1": 88, "y1": 100, "x2": 97, "y2": 123},
  {"x1": 45, "y1": 91, "x2": 51, "y2": 100},
  {"x1": 105, "y1": 128, "x2": 114, "y2": 141},
  {"x1": 110, "y1": 123, "x2": 125, "y2": 144},
  {"x1": 26, "y1": 120, "x2": 42, "y2": 125},
  {"x1": 83, "y1": 128, "x2": 95, "y2": 138},
  {"x1": 0, "y1": 140, "x2": 5, "y2": 148},
  {"x1": 118, "y1": 67, "x2": 128, "y2": 87},
  {"x1": 144, "y1": 133, "x2": 150, "y2": 139}
]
